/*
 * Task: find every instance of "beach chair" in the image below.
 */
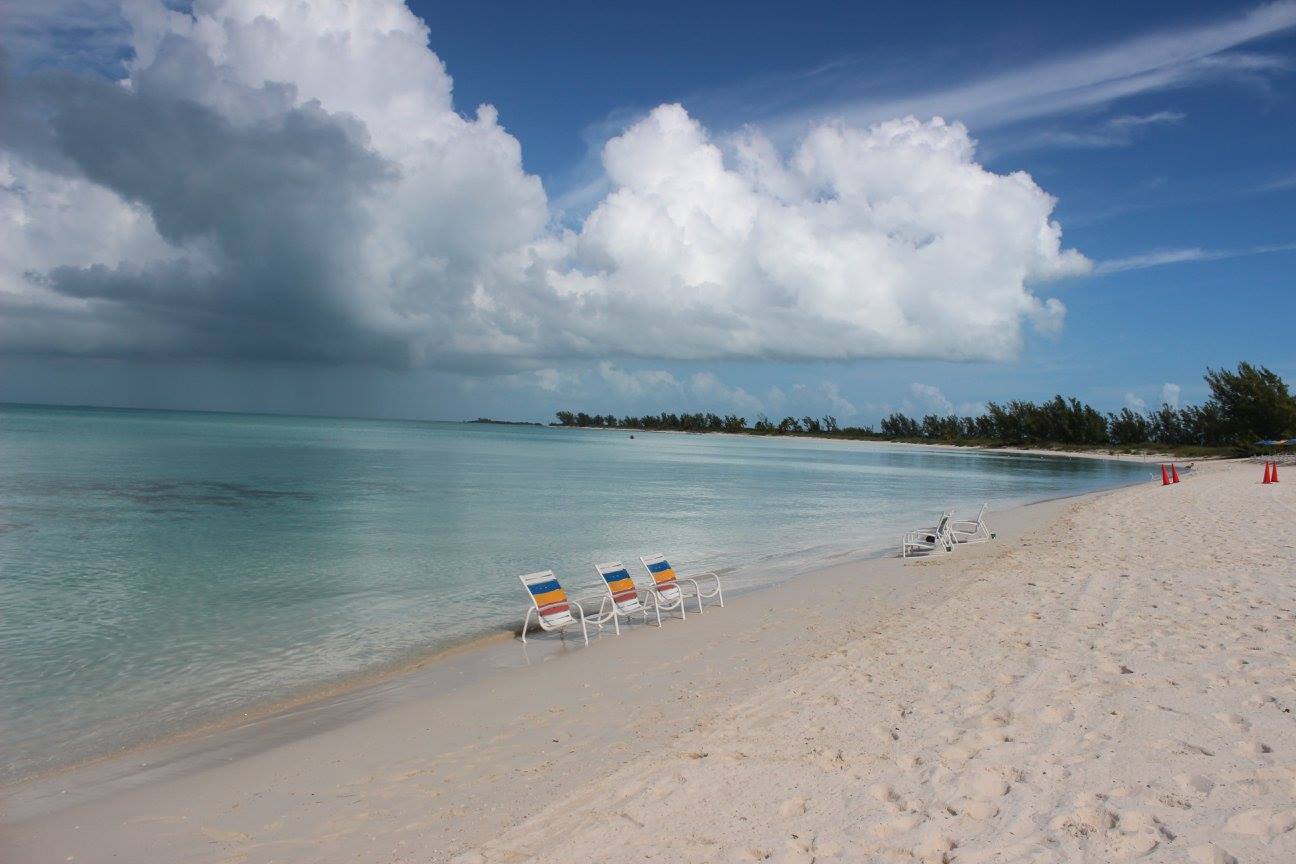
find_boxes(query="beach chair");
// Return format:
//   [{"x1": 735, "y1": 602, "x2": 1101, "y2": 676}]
[
  {"x1": 901, "y1": 513, "x2": 954, "y2": 559},
  {"x1": 639, "y1": 554, "x2": 724, "y2": 615},
  {"x1": 949, "y1": 503, "x2": 995, "y2": 545},
  {"x1": 594, "y1": 561, "x2": 659, "y2": 629},
  {"x1": 518, "y1": 570, "x2": 613, "y2": 645}
]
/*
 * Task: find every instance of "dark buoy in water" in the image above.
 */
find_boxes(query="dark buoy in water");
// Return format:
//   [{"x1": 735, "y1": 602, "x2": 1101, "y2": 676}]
[{"x1": 629, "y1": 434, "x2": 635, "y2": 439}]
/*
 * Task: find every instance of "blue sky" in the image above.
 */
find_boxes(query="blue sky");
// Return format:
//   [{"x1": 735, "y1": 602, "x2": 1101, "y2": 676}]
[
  {"x1": 422, "y1": 0, "x2": 1296, "y2": 414},
  {"x1": 1, "y1": 0, "x2": 1293, "y2": 422}
]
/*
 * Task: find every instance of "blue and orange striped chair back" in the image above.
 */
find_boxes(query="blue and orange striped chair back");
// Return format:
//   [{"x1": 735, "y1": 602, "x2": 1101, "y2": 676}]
[
  {"x1": 519, "y1": 570, "x2": 573, "y2": 626},
  {"x1": 596, "y1": 561, "x2": 642, "y2": 613},
  {"x1": 639, "y1": 554, "x2": 681, "y2": 601}
]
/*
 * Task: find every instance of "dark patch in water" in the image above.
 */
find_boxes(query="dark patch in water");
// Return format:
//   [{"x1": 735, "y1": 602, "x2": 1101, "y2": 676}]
[
  {"x1": 0, "y1": 477, "x2": 314, "y2": 510},
  {"x1": 107, "y1": 480, "x2": 316, "y2": 509}
]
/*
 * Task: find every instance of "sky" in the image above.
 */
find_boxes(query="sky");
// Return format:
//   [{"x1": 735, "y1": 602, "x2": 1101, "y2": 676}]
[{"x1": 0, "y1": 0, "x2": 1293, "y2": 424}]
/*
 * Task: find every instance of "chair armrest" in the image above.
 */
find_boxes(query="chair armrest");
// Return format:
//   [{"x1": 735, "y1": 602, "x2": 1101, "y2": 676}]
[{"x1": 680, "y1": 570, "x2": 721, "y2": 590}]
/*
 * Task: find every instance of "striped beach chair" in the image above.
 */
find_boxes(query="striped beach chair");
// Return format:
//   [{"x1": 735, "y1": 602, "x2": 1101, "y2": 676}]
[
  {"x1": 639, "y1": 553, "x2": 724, "y2": 615},
  {"x1": 518, "y1": 570, "x2": 604, "y2": 645},
  {"x1": 595, "y1": 560, "x2": 663, "y2": 629}
]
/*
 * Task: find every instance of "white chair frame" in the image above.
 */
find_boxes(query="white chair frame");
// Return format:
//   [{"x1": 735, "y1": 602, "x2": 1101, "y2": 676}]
[
  {"x1": 901, "y1": 513, "x2": 954, "y2": 559},
  {"x1": 639, "y1": 554, "x2": 724, "y2": 614},
  {"x1": 950, "y1": 503, "x2": 994, "y2": 545}
]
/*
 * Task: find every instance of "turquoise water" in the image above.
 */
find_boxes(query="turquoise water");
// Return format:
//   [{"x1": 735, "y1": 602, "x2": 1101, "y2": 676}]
[{"x1": 0, "y1": 404, "x2": 1150, "y2": 779}]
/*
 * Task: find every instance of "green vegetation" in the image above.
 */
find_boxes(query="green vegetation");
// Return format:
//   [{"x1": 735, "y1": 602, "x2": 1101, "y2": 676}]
[{"x1": 553, "y1": 362, "x2": 1296, "y2": 456}]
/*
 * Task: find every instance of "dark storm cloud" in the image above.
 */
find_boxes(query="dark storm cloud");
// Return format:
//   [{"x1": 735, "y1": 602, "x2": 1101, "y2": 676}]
[{"x1": 1, "y1": 43, "x2": 414, "y2": 366}]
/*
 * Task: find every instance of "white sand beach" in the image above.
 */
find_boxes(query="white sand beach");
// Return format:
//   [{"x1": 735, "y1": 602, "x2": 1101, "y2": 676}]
[{"x1": 4, "y1": 460, "x2": 1294, "y2": 863}]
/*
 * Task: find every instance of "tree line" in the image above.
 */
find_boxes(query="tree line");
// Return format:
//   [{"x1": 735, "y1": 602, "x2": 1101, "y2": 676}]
[{"x1": 553, "y1": 363, "x2": 1296, "y2": 451}]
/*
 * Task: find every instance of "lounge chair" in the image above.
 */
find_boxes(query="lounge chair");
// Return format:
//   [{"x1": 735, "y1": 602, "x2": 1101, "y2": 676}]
[
  {"x1": 595, "y1": 561, "x2": 663, "y2": 628},
  {"x1": 949, "y1": 503, "x2": 995, "y2": 545},
  {"x1": 639, "y1": 554, "x2": 724, "y2": 614},
  {"x1": 518, "y1": 570, "x2": 614, "y2": 645},
  {"x1": 901, "y1": 513, "x2": 954, "y2": 559}
]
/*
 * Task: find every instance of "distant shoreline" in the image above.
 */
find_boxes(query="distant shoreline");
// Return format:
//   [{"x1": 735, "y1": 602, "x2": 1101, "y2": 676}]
[
  {"x1": 549, "y1": 423, "x2": 1208, "y2": 461},
  {"x1": 467, "y1": 417, "x2": 543, "y2": 427}
]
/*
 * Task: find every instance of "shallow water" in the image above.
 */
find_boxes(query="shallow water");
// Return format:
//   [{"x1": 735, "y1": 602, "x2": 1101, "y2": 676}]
[{"x1": 0, "y1": 404, "x2": 1150, "y2": 779}]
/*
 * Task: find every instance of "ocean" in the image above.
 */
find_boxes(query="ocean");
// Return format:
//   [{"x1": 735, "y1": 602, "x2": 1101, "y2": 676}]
[{"x1": 0, "y1": 403, "x2": 1151, "y2": 779}]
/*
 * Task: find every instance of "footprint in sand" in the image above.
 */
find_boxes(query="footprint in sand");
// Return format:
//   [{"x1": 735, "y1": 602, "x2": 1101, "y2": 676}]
[
  {"x1": 914, "y1": 833, "x2": 956, "y2": 861},
  {"x1": 200, "y1": 826, "x2": 251, "y2": 844},
  {"x1": 1156, "y1": 791, "x2": 1192, "y2": 809},
  {"x1": 870, "y1": 811, "x2": 926, "y2": 838},
  {"x1": 1038, "y1": 705, "x2": 1074, "y2": 724},
  {"x1": 778, "y1": 796, "x2": 808, "y2": 818},
  {"x1": 1050, "y1": 798, "x2": 1117, "y2": 836},
  {"x1": 1154, "y1": 739, "x2": 1214, "y2": 757},
  {"x1": 963, "y1": 799, "x2": 999, "y2": 821},
  {"x1": 1234, "y1": 740, "x2": 1272, "y2": 756},
  {"x1": 1108, "y1": 832, "x2": 1158, "y2": 860},
  {"x1": 978, "y1": 709, "x2": 1012, "y2": 728},
  {"x1": 1174, "y1": 774, "x2": 1215, "y2": 795},
  {"x1": 647, "y1": 776, "x2": 685, "y2": 800},
  {"x1": 870, "y1": 724, "x2": 899, "y2": 743},
  {"x1": 1188, "y1": 844, "x2": 1237, "y2": 864},
  {"x1": 1214, "y1": 713, "x2": 1251, "y2": 731},
  {"x1": 1223, "y1": 808, "x2": 1296, "y2": 839},
  {"x1": 1115, "y1": 809, "x2": 1151, "y2": 829},
  {"x1": 448, "y1": 853, "x2": 487, "y2": 864},
  {"x1": 964, "y1": 771, "x2": 1010, "y2": 800},
  {"x1": 868, "y1": 783, "x2": 898, "y2": 804}
]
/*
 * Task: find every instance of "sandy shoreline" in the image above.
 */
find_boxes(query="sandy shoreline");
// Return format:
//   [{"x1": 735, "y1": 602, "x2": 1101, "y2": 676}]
[
  {"x1": 4, "y1": 461, "x2": 1293, "y2": 863},
  {"x1": 0, "y1": 508, "x2": 923, "y2": 788}
]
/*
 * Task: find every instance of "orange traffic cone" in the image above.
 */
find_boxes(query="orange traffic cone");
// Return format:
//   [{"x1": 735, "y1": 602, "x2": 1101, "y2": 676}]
[
  {"x1": 1171, "y1": 464, "x2": 1180, "y2": 483},
  {"x1": 1161, "y1": 464, "x2": 1170, "y2": 485},
  {"x1": 1274, "y1": 462, "x2": 1280, "y2": 483},
  {"x1": 1262, "y1": 462, "x2": 1272, "y2": 483}
]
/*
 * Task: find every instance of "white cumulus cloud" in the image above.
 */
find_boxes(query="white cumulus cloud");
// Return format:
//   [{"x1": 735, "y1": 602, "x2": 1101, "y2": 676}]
[
  {"x1": 687, "y1": 372, "x2": 764, "y2": 415},
  {"x1": 909, "y1": 382, "x2": 955, "y2": 416},
  {"x1": 1, "y1": 0, "x2": 1088, "y2": 372},
  {"x1": 1160, "y1": 382, "x2": 1181, "y2": 409},
  {"x1": 595, "y1": 362, "x2": 681, "y2": 400}
]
